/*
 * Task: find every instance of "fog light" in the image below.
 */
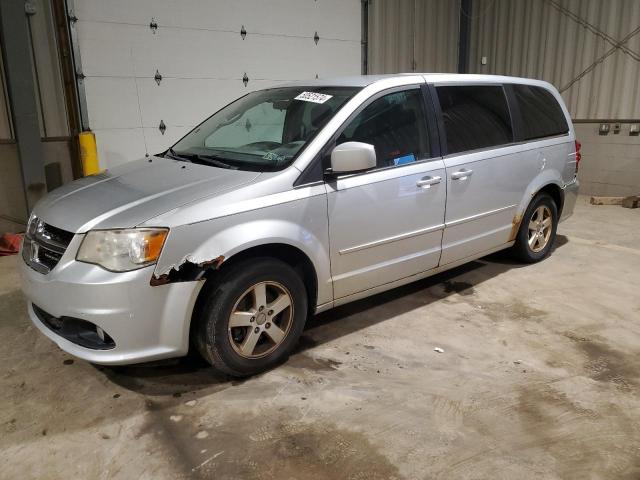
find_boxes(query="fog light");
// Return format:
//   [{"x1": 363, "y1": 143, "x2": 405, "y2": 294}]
[{"x1": 96, "y1": 326, "x2": 105, "y2": 341}]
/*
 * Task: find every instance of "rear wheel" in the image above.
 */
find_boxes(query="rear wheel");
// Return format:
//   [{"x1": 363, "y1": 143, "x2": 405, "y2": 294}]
[
  {"x1": 194, "y1": 258, "x2": 307, "y2": 377},
  {"x1": 512, "y1": 193, "x2": 558, "y2": 263}
]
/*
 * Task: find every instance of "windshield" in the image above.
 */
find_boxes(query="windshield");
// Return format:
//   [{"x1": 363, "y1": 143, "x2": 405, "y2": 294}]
[{"x1": 169, "y1": 86, "x2": 360, "y2": 171}]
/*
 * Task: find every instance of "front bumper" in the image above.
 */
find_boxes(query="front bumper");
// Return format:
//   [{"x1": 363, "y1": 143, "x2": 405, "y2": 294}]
[{"x1": 19, "y1": 235, "x2": 202, "y2": 365}]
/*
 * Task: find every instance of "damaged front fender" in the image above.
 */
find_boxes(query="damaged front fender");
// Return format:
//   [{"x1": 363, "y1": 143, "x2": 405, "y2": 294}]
[{"x1": 150, "y1": 255, "x2": 225, "y2": 286}]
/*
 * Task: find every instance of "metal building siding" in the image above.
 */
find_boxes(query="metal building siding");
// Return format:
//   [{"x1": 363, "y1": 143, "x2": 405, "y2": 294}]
[
  {"x1": 468, "y1": 0, "x2": 640, "y2": 120},
  {"x1": 367, "y1": 0, "x2": 415, "y2": 73},
  {"x1": 414, "y1": 0, "x2": 460, "y2": 72},
  {"x1": 367, "y1": 0, "x2": 459, "y2": 74}
]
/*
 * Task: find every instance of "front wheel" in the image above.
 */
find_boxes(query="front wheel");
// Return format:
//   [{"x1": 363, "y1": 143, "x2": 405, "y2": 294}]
[
  {"x1": 194, "y1": 258, "x2": 308, "y2": 376},
  {"x1": 511, "y1": 192, "x2": 558, "y2": 263}
]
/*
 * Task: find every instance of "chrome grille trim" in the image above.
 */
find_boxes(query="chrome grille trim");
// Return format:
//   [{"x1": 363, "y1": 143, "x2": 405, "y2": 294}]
[{"x1": 22, "y1": 217, "x2": 74, "y2": 274}]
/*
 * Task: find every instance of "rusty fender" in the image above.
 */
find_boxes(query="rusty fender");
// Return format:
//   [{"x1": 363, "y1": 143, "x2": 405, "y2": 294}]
[{"x1": 150, "y1": 255, "x2": 225, "y2": 286}]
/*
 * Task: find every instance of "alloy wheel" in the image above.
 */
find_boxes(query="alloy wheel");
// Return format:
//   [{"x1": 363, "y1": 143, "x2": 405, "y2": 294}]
[
  {"x1": 527, "y1": 205, "x2": 552, "y2": 253},
  {"x1": 227, "y1": 281, "x2": 294, "y2": 359}
]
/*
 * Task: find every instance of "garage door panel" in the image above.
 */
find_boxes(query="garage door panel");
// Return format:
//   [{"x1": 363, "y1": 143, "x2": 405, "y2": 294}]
[
  {"x1": 132, "y1": 29, "x2": 243, "y2": 79},
  {"x1": 314, "y1": 0, "x2": 361, "y2": 41},
  {"x1": 74, "y1": 0, "x2": 362, "y2": 169},
  {"x1": 136, "y1": 78, "x2": 247, "y2": 128},
  {"x1": 313, "y1": 40, "x2": 361, "y2": 77},
  {"x1": 75, "y1": 0, "x2": 154, "y2": 25},
  {"x1": 241, "y1": 36, "x2": 318, "y2": 80},
  {"x1": 76, "y1": 0, "x2": 328, "y2": 39},
  {"x1": 84, "y1": 77, "x2": 141, "y2": 130},
  {"x1": 94, "y1": 129, "x2": 147, "y2": 169},
  {"x1": 76, "y1": 22, "x2": 139, "y2": 77},
  {"x1": 136, "y1": 79, "x2": 284, "y2": 134},
  {"x1": 131, "y1": 29, "x2": 319, "y2": 81},
  {"x1": 144, "y1": 126, "x2": 192, "y2": 157}
]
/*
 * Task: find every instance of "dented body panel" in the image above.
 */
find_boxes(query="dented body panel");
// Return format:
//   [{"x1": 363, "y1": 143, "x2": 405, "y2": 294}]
[
  {"x1": 151, "y1": 183, "x2": 334, "y2": 306},
  {"x1": 19, "y1": 73, "x2": 578, "y2": 365}
]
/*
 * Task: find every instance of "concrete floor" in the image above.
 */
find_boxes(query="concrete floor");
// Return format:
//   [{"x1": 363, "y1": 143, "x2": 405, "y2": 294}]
[{"x1": 1, "y1": 197, "x2": 639, "y2": 480}]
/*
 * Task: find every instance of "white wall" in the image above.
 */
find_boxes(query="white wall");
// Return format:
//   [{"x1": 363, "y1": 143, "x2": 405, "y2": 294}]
[{"x1": 74, "y1": 0, "x2": 362, "y2": 169}]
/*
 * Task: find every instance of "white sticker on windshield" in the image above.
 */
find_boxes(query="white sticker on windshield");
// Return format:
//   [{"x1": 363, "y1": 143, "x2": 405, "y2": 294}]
[{"x1": 294, "y1": 91, "x2": 333, "y2": 104}]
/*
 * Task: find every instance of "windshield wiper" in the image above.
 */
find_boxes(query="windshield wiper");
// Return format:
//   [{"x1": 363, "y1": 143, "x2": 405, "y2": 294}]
[
  {"x1": 164, "y1": 147, "x2": 185, "y2": 161},
  {"x1": 193, "y1": 154, "x2": 236, "y2": 169},
  {"x1": 164, "y1": 149, "x2": 236, "y2": 169}
]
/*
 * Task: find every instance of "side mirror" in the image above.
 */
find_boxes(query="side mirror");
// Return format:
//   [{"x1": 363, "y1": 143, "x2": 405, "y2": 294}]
[{"x1": 330, "y1": 142, "x2": 376, "y2": 174}]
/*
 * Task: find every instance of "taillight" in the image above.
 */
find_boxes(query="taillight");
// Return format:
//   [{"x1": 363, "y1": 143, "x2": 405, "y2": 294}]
[{"x1": 574, "y1": 140, "x2": 581, "y2": 173}]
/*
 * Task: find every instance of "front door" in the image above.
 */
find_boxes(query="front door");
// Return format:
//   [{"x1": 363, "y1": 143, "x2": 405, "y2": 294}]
[{"x1": 326, "y1": 87, "x2": 446, "y2": 299}]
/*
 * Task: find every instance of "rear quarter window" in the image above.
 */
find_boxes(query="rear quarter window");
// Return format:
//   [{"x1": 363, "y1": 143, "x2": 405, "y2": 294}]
[
  {"x1": 512, "y1": 85, "x2": 569, "y2": 140},
  {"x1": 436, "y1": 85, "x2": 513, "y2": 155}
]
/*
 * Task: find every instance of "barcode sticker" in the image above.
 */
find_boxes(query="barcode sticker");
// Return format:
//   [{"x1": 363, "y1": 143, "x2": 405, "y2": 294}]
[{"x1": 294, "y1": 91, "x2": 333, "y2": 104}]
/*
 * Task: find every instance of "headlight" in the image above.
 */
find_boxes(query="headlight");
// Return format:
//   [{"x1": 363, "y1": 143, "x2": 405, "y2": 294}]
[{"x1": 77, "y1": 228, "x2": 168, "y2": 272}]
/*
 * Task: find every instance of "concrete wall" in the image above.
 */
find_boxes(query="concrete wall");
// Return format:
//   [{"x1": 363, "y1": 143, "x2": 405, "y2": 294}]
[{"x1": 576, "y1": 123, "x2": 640, "y2": 197}]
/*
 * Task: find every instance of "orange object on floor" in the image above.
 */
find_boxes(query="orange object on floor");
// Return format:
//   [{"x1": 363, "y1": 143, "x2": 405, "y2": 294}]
[{"x1": 0, "y1": 233, "x2": 23, "y2": 256}]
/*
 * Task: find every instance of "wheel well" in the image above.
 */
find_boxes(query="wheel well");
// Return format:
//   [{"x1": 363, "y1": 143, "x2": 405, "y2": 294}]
[
  {"x1": 203, "y1": 243, "x2": 318, "y2": 314},
  {"x1": 537, "y1": 183, "x2": 564, "y2": 215},
  {"x1": 188, "y1": 243, "x2": 319, "y2": 352}
]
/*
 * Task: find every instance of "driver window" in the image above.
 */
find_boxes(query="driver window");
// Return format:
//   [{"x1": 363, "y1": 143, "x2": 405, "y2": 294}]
[
  {"x1": 205, "y1": 103, "x2": 286, "y2": 148},
  {"x1": 337, "y1": 89, "x2": 430, "y2": 169}
]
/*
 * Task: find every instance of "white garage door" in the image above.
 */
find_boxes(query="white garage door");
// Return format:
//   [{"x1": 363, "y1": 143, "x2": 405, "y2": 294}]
[{"x1": 74, "y1": 0, "x2": 362, "y2": 169}]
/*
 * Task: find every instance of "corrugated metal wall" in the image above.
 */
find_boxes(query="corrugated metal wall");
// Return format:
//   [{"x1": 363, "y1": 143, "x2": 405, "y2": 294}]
[
  {"x1": 367, "y1": 0, "x2": 459, "y2": 74},
  {"x1": 468, "y1": 0, "x2": 640, "y2": 120}
]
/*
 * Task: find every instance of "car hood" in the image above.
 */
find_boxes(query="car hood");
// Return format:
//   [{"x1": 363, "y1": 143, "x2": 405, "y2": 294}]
[{"x1": 34, "y1": 157, "x2": 261, "y2": 233}]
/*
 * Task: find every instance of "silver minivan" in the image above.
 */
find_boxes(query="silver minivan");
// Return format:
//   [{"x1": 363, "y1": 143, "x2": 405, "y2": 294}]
[{"x1": 19, "y1": 74, "x2": 579, "y2": 376}]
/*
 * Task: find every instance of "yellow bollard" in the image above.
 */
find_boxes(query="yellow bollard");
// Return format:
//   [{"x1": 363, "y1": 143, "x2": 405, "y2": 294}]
[{"x1": 78, "y1": 131, "x2": 101, "y2": 176}]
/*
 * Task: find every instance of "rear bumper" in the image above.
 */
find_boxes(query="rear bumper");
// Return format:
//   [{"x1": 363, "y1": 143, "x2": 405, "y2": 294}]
[
  {"x1": 561, "y1": 178, "x2": 579, "y2": 222},
  {"x1": 19, "y1": 240, "x2": 202, "y2": 365}
]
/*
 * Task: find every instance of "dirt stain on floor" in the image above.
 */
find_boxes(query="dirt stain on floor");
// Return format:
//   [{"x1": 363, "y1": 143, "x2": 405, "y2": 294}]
[
  {"x1": 139, "y1": 404, "x2": 401, "y2": 480},
  {"x1": 564, "y1": 332, "x2": 639, "y2": 392},
  {"x1": 514, "y1": 383, "x2": 640, "y2": 479},
  {"x1": 471, "y1": 299, "x2": 548, "y2": 323}
]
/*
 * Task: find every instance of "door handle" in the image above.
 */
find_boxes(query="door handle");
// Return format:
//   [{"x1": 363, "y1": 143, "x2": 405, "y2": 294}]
[
  {"x1": 416, "y1": 176, "x2": 441, "y2": 188},
  {"x1": 451, "y1": 169, "x2": 473, "y2": 180}
]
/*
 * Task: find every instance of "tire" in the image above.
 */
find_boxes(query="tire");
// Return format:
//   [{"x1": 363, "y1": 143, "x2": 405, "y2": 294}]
[
  {"x1": 511, "y1": 192, "x2": 558, "y2": 263},
  {"x1": 194, "y1": 257, "x2": 308, "y2": 377}
]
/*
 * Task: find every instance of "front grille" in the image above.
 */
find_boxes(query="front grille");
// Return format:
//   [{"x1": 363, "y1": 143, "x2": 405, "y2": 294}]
[
  {"x1": 22, "y1": 218, "x2": 74, "y2": 274},
  {"x1": 32, "y1": 304, "x2": 116, "y2": 350}
]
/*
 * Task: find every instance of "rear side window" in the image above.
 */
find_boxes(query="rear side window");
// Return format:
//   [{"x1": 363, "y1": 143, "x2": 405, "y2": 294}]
[
  {"x1": 436, "y1": 85, "x2": 513, "y2": 154},
  {"x1": 337, "y1": 89, "x2": 430, "y2": 169},
  {"x1": 512, "y1": 85, "x2": 569, "y2": 140}
]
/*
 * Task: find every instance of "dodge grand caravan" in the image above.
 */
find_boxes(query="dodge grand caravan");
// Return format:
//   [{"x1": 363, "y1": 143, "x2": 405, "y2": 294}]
[{"x1": 20, "y1": 74, "x2": 579, "y2": 376}]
